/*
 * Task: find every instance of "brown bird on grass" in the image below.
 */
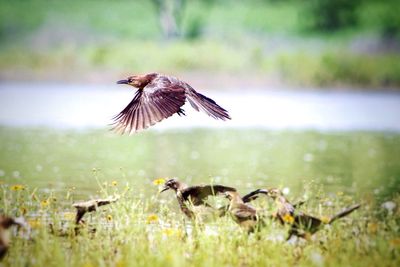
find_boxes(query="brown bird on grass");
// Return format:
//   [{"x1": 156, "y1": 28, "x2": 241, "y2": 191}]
[
  {"x1": 224, "y1": 191, "x2": 264, "y2": 232},
  {"x1": 252, "y1": 188, "x2": 361, "y2": 239},
  {"x1": 218, "y1": 188, "x2": 305, "y2": 216},
  {"x1": 114, "y1": 73, "x2": 231, "y2": 133},
  {"x1": 160, "y1": 178, "x2": 236, "y2": 219},
  {"x1": 0, "y1": 216, "x2": 27, "y2": 260},
  {"x1": 72, "y1": 196, "x2": 120, "y2": 224}
]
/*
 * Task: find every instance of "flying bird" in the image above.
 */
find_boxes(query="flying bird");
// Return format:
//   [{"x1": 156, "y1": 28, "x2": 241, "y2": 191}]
[
  {"x1": 160, "y1": 178, "x2": 236, "y2": 219},
  {"x1": 114, "y1": 73, "x2": 231, "y2": 133}
]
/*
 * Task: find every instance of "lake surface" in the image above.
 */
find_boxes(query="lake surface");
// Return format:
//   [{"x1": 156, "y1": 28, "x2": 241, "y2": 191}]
[{"x1": 1, "y1": 83, "x2": 400, "y2": 131}]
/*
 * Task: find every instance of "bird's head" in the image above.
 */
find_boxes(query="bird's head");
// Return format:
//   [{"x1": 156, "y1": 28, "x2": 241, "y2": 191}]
[
  {"x1": 117, "y1": 73, "x2": 157, "y2": 89},
  {"x1": 160, "y1": 178, "x2": 182, "y2": 193}
]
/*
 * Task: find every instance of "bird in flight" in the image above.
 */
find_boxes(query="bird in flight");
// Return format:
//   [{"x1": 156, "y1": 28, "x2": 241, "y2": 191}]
[{"x1": 113, "y1": 73, "x2": 231, "y2": 133}]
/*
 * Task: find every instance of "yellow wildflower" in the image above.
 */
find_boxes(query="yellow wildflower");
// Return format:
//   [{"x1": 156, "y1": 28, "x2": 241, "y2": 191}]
[
  {"x1": 162, "y1": 228, "x2": 174, "y2": 236},
  {"x1": 282, "y1": 214, "x2": 294, "y2": 224},
  {"x1": 336, "y1": 191, "x2": 344, "y2": 196},
  {"x1": 10, "y1": 184, "x2": 25, "y2": 191},
  {"x1": 111, "y1": 181, "x2": 118, "y2": 186},
  {"x1": 367, "y1": 222, "x2": 378, "y2": 234},
  {"x1": 320, "y1": 216, "x2": 331, "y2": 224},
  {"x1": 106, "y1": 215, "x2": 113, "y2": 222},
  {"x1": 153, "y1": 178, "x2": 166, "y2": 186},
  {"x1": 162, "y1": 228, "x2": 182, "y2": 237},
  {"x1": 40, "y1": 199, "x2": 49, "y2": 208},
  {"x1": 146, "y1": 214, "x2": 159, "y2": 224},
  {"x1": 28, "y1": 218, "x2": 41, "y2": 229}
]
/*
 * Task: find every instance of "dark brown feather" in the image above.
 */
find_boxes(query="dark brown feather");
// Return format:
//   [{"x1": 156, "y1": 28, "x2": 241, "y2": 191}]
[
  {"x1": 112, "y1": 86, "x2": 186, "y2": 134},
  {"x1": 181, "y1": 185, "x2": 237, "y2": 205},
  {"x1": 186, "y1": 88, "x2": 231, "y2": 120}
]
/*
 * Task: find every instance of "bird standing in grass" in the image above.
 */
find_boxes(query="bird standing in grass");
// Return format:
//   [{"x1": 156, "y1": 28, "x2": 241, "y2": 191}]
[
  {"x1": 114, "y1": 73, "x2": 231, "y2": 133},
  {"x1": 224, "y1": 191, "x2": 264, "y2": 233},
  {"x1": 160, "y1": 178, "x2": 236, "y2": 219},
  {"x1": 250, "y1": 188, "x2": 361, "y2": 239}
]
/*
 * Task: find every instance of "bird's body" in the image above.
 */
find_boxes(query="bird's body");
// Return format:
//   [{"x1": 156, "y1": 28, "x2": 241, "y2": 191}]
[
  {"x1": 72, "y1": 196, "x2": 120, "y2": 224},
  {"x1": 114, "y1": 73, "x2": 231, "y2": 133},
  {"x1": 224, "y1": 191, "x2": 263, "y2": 232},
  {"x1": 247, "y1": 188, "x2": 361, "y2": 239},
  {"x1": 160, "y1": 178, "x2": 236, "y2": 219}
]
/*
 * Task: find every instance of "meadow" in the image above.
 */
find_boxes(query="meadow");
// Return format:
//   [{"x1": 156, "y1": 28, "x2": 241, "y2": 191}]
[{"x1": 0, "y1": 128, "x2": 399, "y2": 266}]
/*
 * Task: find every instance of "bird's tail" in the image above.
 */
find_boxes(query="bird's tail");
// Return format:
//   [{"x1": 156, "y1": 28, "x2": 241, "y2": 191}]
[
  {"x1": 329, "y1": 204, "x2": 361, "y2": 224},
  {"x1": 186, "y1": 89, "x2": 231, "y2": 120}
]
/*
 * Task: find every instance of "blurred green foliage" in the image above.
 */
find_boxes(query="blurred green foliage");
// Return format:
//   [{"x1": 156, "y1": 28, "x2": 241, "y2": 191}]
[
  {"x1": 302, "y1": 0, "x2": 361, "y2": 32},
  {"x1": 0, "y1": 0, "x2": 399, "y2": 87},
  {"x1": 2, "y1": 0, "x2": 399, "y2": 43},
  {"x1": 1, "y1": 128, "x2": 399, "y2": 199}
]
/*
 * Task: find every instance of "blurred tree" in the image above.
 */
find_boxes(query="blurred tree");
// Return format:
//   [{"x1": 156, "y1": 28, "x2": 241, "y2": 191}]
[
  {"x1": 304, "y1": 0, "x2": 361, "y2": 31},
  {"x1": 151, "y1": 0, "x2": 186, "y2": 39},
  {"x1": 363, "y1": 0, "x2": 400, "y2": 39}
]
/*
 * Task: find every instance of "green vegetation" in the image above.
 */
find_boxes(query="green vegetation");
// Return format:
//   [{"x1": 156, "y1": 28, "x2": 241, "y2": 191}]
[
  {"x1": 1, "y1": 128, "x2": 400, "y2": 197},
  {"x1": 0, "y1": 0, "x2": 399, "y2": 88},
  {"x1": 0, "y1": 128, "x2": 399, "y2": 266}
]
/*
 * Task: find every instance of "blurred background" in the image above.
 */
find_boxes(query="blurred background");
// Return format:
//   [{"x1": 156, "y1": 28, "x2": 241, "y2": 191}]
[
  {"x1": 0, "y1": 0, "x2": 399, "y2": 200},
  {"x1": 1, "y1": 0, "x2": 400, "y2": 87}
]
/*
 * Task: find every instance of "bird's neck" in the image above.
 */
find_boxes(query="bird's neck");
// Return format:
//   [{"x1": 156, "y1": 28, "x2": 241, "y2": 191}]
[{"x1": 229, "y1": 195, "x2": 244, "y2": 209}]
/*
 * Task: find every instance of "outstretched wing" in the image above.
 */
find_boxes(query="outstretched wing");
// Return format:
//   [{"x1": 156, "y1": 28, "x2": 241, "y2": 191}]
[
  {"x1": 112, "y1": 86, "x2": 186, "y2": 134},
  {"x1": 185, "y1": 87, "x2": 231, "y2": 120},
  {"x1": 182, "y1": 185, "x2": 237, "y2": 206}
]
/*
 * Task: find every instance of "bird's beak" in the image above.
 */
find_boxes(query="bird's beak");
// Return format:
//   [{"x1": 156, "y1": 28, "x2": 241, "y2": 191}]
[
  {"x1": 159, "y1": 185, "x2": 170, "y2": 193},
  {"x1": 117, "y1": 79, "x2": 129, "y2": 85}
]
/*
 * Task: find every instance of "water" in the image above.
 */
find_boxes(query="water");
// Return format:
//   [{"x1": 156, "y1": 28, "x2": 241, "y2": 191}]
[{"x1": 1, "y1": 83, "x2": 400, "y2": 131}]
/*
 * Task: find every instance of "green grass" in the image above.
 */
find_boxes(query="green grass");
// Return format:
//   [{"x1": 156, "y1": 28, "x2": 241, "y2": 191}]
[
  {"x1": 0, "y1": 128, "x2": 399, "y2": 266},
  {"x1": 1, "y1": 128, "x2": 399, "y2": 197}
]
